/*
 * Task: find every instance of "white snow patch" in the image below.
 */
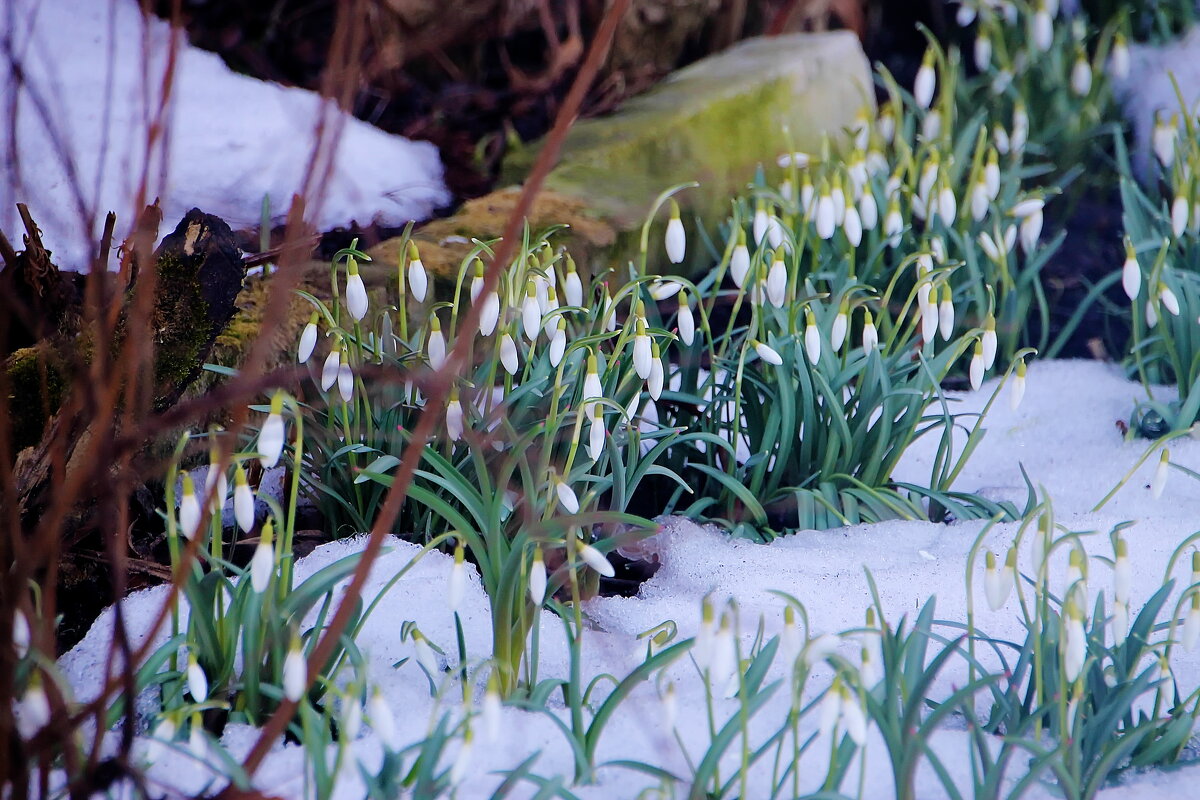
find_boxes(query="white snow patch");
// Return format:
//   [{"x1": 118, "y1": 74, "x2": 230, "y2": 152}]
[
  {"x1": 58, "y1": 360, "x2": 1200, "y2": 797},
  {"x1": 1, "y1": 0, "x2": 449, "y2": 270}
]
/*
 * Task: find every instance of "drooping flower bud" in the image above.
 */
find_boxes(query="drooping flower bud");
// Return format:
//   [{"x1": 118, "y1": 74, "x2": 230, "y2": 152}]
[
  {"x1": 831, "y1": 299, "x2": 849, "y2": 352},
  {"x1": 186, "y1": 652, "x2": 208, "y2": 703},
  {"x1": 1010, "y1": 358, "x2": 1027, "y2": 411},
  {"x1": 345, "y1": 255, "x2": 368, "y2": 321},
  {"x1": 548, "y1": 318, "x2": 567, "y2": 367},
  {"x1": 555, "y1": 476, "x2": 580, "y2": 514},
  {"x1": 1111, "y1": 32, "x2": 1130, "y2": 79},
  {"x1": 448, "y1": 540, "x2": 466, "y2": 612},
  {"x1": 648, "y1": 341, "x2": 664, "y2": 401},
  {"x1": 336, "y1": 347, "x2": 354, "y2": 402},
  {"x1": 564, "y1": 254, "x2": 584, "y2": 307},
  {"x1": 1152, "y1": 448, "x2": 1170, "y2": 499},
  {"x1": 446, "y1": 386, "x2": 464, "y2": 442},
  {"x1": 804, "y1": 310, "x2": 822, "y2": 364},
  {"x1": 250, "y1": 519, "x2": 275, "y2": 593},
  {"x1": 1070, "y1": 52, "x2": 1092, "y2": 96},
  {"x1": 982, "y1": 314, "x2": 997, "y2": 369},
  {"x1": 297, "y1": 311, "x2": 319, "y2": 363},
  {"x1": 665, "y1": 199, "x2": 686, "y2": 264},
  {"x1": 632, "y1": 316, "x2": 653, "y2": 380},
  {"x1": 179, "y1": 472, "x2": 201, "y2": 541},
  {"x1": 283, "y1": 632, "x2": 307, "y2": 702},
  {"x1": 406, "y1": 241, "x2": 428, "y2": 303},
  {"x1": 500, "y1": 332, "x2": 519, "y2": 375},
  {"x1": 577, "y1": 537, "x2": 615, "y2": 578},
  {"x1": 767, "y1": 253, "x2": 787, "y2": 307},
  {"x1": 752, "y1": 339, "x2": 783, "y2": 366},
  {"x1": 913, "y1": 48, "x2": 936, "y2": 108},
  {"x1": 321, "y1": 346, "x2": 340, "y2": 392},
  {"x1": 677, "y1": 290, "x2": 695, "y2": 346},
  {"x1": 730, "y1": 228, "x2": 751, "y2": 288},
  {"x1": 938, "y1": 284, "x2": 955, "y2": 341},
  {"x1": 969, "y1": 340, "x2": 985, "y2": 390},
  {"x1": 529, "y1": 546, "x2": 548, "y2": 605},
  {"x1": 861, "y1": 309, "x2": 878, "y2": 352},
  {"x1": 369, "y1": 688, "x2": 401, "y2": 750}
]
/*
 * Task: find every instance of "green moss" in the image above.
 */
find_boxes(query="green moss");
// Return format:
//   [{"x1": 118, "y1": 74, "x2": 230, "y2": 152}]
[{"x1": 4, "y1": 345, "x2": 67, "y2": 454}]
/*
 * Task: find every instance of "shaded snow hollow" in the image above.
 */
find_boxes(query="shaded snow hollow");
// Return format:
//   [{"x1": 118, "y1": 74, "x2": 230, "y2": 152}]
[
  {"x1": 57, "y1": 360, "x2": 1200, "y2": 798},
  {"x1": 1, "y1": 0, "x2": 449, "y2": 271}
]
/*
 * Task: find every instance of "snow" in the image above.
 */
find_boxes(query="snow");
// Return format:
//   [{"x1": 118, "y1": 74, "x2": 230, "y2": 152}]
[
  {"x1": 54, "y1": 359, "x2": 1200, "y2": 798},
  {"x1": 1, "y1": 0, "x2": 449, "y2": 271},
  {"x1": 1114, "y1": 25, "x2": 1200, "y2": 179}
]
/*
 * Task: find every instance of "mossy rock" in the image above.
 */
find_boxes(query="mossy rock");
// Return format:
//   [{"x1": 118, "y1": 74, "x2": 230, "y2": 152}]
[
  {"x1": 3, "y1": 344, "x2": 68, "y2": 453},
  {"x1": 373, "y1": 32, "x2": 874, "y2": 287}
]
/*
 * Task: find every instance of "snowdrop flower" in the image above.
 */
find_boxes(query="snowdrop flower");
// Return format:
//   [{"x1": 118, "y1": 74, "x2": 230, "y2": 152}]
[
  {"x1": 677, "y1": 291, "x2": 695, "y2": 346},
  {"x1": 839, "y1": 682, "x2": 867, "y2": 746},
  {"x1": 984, "y1": 149, "x2": 1000, "y2": 199},
  {"x1": 521, "y1": 282, "x2": 541, "y2": 342},
  {"x1": 336, "y1": 350, "x2": 354, "y2": 402},
  {"x1": 529, "y1": 546, "x2": 548, "y2": 605},
  {"x1": 1159, "y1": 282, "x2": 1180, "y2": 316},
  {"x1": 847, "y1": 152, "x2": 868, "y2": 195},
  {"x1": 186, "y1": 653, "x2": 208, "y2": 702},
  {"x1": 1063, "y1": 598, "x2": 1087, "y2": 682},
  {"x1": 233, "y1": 463, "x2": 255, "y2": 533},
  {"x1": 1111, "y1": 598, "x2": 1129, "y2": 647},
  {"x1": 369, "y1": 688, "x2": 401, "y2": 750},
  {"x1": 985, "y1": 548, "x2": 1016, "y2": 610},
  {"x1": 815, "y1": 185, "x2": 836, "y2": 240},
  {"x1": 18, "y1": 673, "x2": 50, "y2": 737},
  {"x1": 861, "y1": 309, "x2": 879, "y2": 352},
  {"x1": 345, "y1": 256, "x2": 368, "y2": 321},
  {"x1": 601, "y1": 284, "x2": 618, "y2": 332},
  {"x1": 471, "y1": 261, "x2": 500, "y2": 337},
  {"x1": 975, "y1": 31, "x2": 991, "y2": 71},
  {"x1": 777, "y1": 151, "x2": 811, "y2": 168},
  {"x1": 780, "y1": 178, "x2": 794, "y2": 203},
  {"x1": 979, "y1": 231, "x2": 1002, "y2": 262},
  {"x1": 878, "y1": 105, "x2": 896, "y2": 144},
  {"x1": 919, "y1": 155, "x2": 939, "y2": 208},
  {"x1": 767, "y1": 255, "x2": 788, "y2": 307},
  {"x1": 938, "y1": 285, "x2": 955, "y2": 341},
  {"x1": 1066, "y1": 547, "x2": 1087, "y2": 595},
  {"x1": 1032, "y1": 3, "x2": 1052, "y2": 51},
  {"x1": 843, "y1": 199, "x2": 863, "y2": 247},
  {"x1": 320, "y1": 346, "x2": 340, "y2": 392},
  {"x1": 935, "y1": 183, "x2": 956, "y2": 226},
  {"x1": 441, "y1": 387, "x2": 464, "y2": 444},
  {"x1": 187, "y1": 713, "x2": 207, "y2": 762},
  {"x1": 922, "y1": 109, "x2": 942, "y2": 142},
  {"x1": 1010, "y1": 358, "x2": 1027, "y2": 410},
  {"x1": 1153, "y1": 113, "x2": 1178, "y2": 168},
  {"x1": 577, "y1": 537, "x2": 614, "y2": 578},
  {"x1": 297, "y1": 311, "x2": 319, "y2": 363},
  {"x1": 648, "y1": 342, "x2": 665, "y2": 401},
  {"x1": 831, "y1": 177, "x2": 846, "y2": 226},
  {"x1": 709, "y1": 612, "x2": 737, "y2": 689},
  {"x1": 884, "y1": 197, "x2": 903, "y2": 248},
  {"x1": 587, "y1": 406, "x2": 605, "y2": 460},
  {"x1": 1018, "y1": 206, "x2": 1043, "y2": 255},
  {"x1": 564, "y1": 255, "x2": 584, "y2": 307},
  {"x1": 283, "y1": 633, "x2": 307, "y2": 702},
  {"x1": 831, "y1": 300, "x2": 849, "y2": 352},
  {"x1": 982, "y1": 314, "x2": 997, "y2": 369},
  {"x1": 249, "y1": 519, "x2": 275, "y2": 593},
  {"x1": 483, "y1": 674, "x2": 502, "y2": 743},
  {"x1": 818, "y1": 677, "x2": 843, "y2": 739},
  {"x1": 804, "y1": 310, "x2": 822, "y2": 364},
  {"x1": 730, "y1": 229, "x2": 751, "y2": 288},
  {"x1": 544, "y1": 318, "x2": 566, "y2": 368},
  {"x1": 411, "y1": 630, "x2": 439, "y2": 676},
  {"x1": 341, "y1": 692, "x2": 363, "y2": 740},
  {"x1": 406, "y1": 241, "x2": 428, "y2": 302},
  {"x1": 1110, "y1": 32, "x2": 1130, "y2": 80},
  {"x1": 665, "y1": 200, "x2": 686, "y2": 263},
  {"x1": 583, "y1": 353, "x2": 603, "y2": 414},
  {"x1": 914, "y1": 49, "x2": 936, "y2": 108},
  {"x1": 969, "y1": 341, "x2": 985, "y2": 390},
  {"x1": 779, "y1": 605, "x2": 800, "y2": 670},
  {"x1": 649, "y1": 279, "x2": 682, "y2": 301},
  {"x1": 800, "y1": 172, "x2": 816, "y2": 214},
  {"x1": 1152, "y1": 448, "x2": 1170, "y2": 499},
  {"x1": 12, "y1": 609, "x2": 30, "y2": 659},
  {"x1": 1172, "y1": 194, "x2": 1190, "y2": 238},
  {"x1": 752, "y1": 200, "x2": 769, "y2": 246},
  {"x1": 970, "y1": 179, "x2": 990, "y2": 223},
  {"x1": 1011, "y1": 102, "x2": 1029, "y2": 154},
  {"x1": 1070, "y1": 53, "x2": 1092, "y2": 96},
  {"x1": 179, "y1": 472, "x2": 201, "y2": 541},
  {"x1": 1121, "y1": 239, "x2": 1141, "y2": 301},
  {"x1": 631, "y1": 317, "x2": 653, "y2": 380},
  {"x1": 555, "y1": 476, "x2": 580, "y2": 514},
  {"x1": 447, "y1": 541, "x2": 466, "y2": 613},
  {"x1": 1114, "y1": 536, "x2": 1130, "y2": 604},
  {"x1": 1185, "y1": 594, "x2": 1200, "y2": 651},
  {"x1": 500, "y1": 332, "x2": 519, "y2": 375},
  {"x1": 921, "y1": 290, "x2": 939, "y2": 345},
  {"x1": 766, "y1": 211, "x2": 785, "y2": 250},
  {"x1": 859, "y1": 190, "x2": 878, "y2": 231},
  {"x1": 145, "y1": 715, "x2": 177, "y2": 763},
  {"x1": 955, "y1": 1, "x2": 975, "y2": 25},
  {"x1": 753, "y1": 339, "x2": 783, "y2": 366}
]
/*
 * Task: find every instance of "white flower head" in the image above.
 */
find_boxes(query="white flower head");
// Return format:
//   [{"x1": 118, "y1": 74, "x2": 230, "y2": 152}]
[
  {"x1": 564, "y1": 255, "x2": 584, "y2": 307},
  {"x1": 914, "y1": 49, "x2": 936, "y2": 108},
  {"x1": 1070, "y1": 53, "x2": 1092, "y2": 96},
  {"x1": 555, "y1": 476, "x2": 580, "y2": 514},
  {"x1": 1111, "y1": 33, "x2": 1130, "y2": 79},
  {"x1": 754, "y1": 339, "x2": 783, "y2": 366},
  {"x1": 448, "y1": 541, "x2": 466, "y2": 612},
  {"x1": 677, "y1": 291, "x2": 696, "y2": 346},
  {"x1": 815, "y1": 188, "x2": 836, "y2": 240},
  {"x1": 179, "y1": 472, "x2": 201, "y2": 541},
  {"x1": 730, "y1": 229, "x2": 751, "y2": 288},
  {"x1": 859, "y1": 191, "x2": 879, "y2": 231},
  {"x1": 250, "y1": 520, "x2": 275, "y2": 593},
  {"x1": 297, "y1": 312, "x2": 319, "y2": 363},
  {"x1": 632, "y1": 315, "x2": 653, "y2": 380},
  {"x1": 975, "y1": 31, "x2": 991, "y2": 70},
  {"x1": 548, "y1": 318, "x2": 567, "y2": 367},
  {"x1": 186, "y1": 652, "x2": 208, "y2": 702},
  {"x1": 648, "y1": 341, "x2": 665, "y2": 401},
  {"x1": 577, "y1": 539, "x2": 615, "y2": 578},
  {"x1": 1152, "y1": 448, "x2": 1170, "y2": 499},
  {"x1": 665, "y1": 199, "x2": 686, "y2": 264},
  {"x1": 406, "y1": 241, "x2": 428, "y2": 303},
  {"x1": 283, "y1": 633, "x2": 307, "y2": 702},
  {"x1": 938, "y1": 284, "x2": 955, "y2": 341},
  {"x1": 767, "y1": 255, "x2": 788, "y2": 307},
  {"x1": 529, "y1": 546, "x2": 548, "y2": 605},
  {"x1": 345, "y1": 256, "x2": 368, "y2": 321},
  {"x1": 1010, "y1": 358, "x2": 1027, "y2": 410},
  {"x1": 320, "y1": 346, "x2": 340, "y2": 392},
  {"x1": 446, "y1": 387, "x2": 464, "y2": 442},
  {"x1": 804, "y1": 310, "x2": 821, "y2": 364},
  {"x1": 500, "y1": 332, "x2": 519, "y2": 375},
  {"x1": 982, "y1": 314, "x2": 997, "y2": 369},
  {"x1": 969, "y1": 341, "x2": 985, "y2": 391},
  {"x1": 369, "y1": 688, "x2": 401, "y2": 750},
  {"x1": 233, "y1": 463, "x2": 255, "y2": 533},
  {"x1": 483, "y1": 674, "x2": 503, "y2": 743},
  {"x1": 412, "y1": 630, "x2": 439, "y2": 676},
  {"x1": 336, "y1": 352, "x2": 354, "y2": 402},
  {"x1": 1185, "y1": 593, "x2": 1200, "y2": 651},
  {"x1": 861, "y1": 309, "x2": 878, "y2": 352},
  {"x1": 831, "y1": 301, "x2": 849, "y2": 352}
]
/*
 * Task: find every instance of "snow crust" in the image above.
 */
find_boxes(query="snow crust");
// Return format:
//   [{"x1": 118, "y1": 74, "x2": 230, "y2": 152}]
[
  {"x1": 1, "y1": 0, "x2": 449, "y2": 271},
  {"x1": 56, "y1": 360, "x2": 1200, "y2": 798}
]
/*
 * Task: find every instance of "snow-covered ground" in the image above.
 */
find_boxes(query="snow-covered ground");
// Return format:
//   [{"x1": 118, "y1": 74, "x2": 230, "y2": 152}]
[
  {"x1": 1, "y1": 0, "x2": 449, "y2": 271},
  {"x1": 57, "y1": 359, "x2": 1200, "y2": 798}
]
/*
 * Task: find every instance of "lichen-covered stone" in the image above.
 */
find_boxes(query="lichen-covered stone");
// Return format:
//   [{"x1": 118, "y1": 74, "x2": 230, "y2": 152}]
[{"x1": 389, "y1": 32, "x2": 873, "y2": 285}]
